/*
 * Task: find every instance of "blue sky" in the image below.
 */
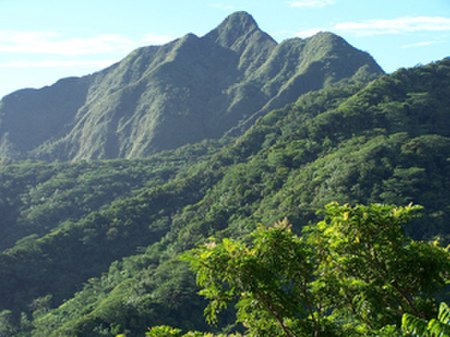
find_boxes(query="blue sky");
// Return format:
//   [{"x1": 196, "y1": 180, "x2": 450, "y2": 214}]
[{"x1": 0, "y1": 0, "x2": 449, "y2": 98}]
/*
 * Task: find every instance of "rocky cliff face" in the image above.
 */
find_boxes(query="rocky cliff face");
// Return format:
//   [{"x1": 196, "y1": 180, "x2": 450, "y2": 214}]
[{"x1": 0, "y1": 11, "x2": 383, "y2": 162}]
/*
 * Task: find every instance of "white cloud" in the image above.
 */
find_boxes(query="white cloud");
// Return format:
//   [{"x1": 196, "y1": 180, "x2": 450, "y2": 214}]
[
  {"x1": 0, "y1": 30, "x2": 174, "y2": 56},
  {"x1": 0, "y1": 59, "x2": 117, "y2": 69},
  {"x1": 401, "y1": 40, "x2": 442, "y2": 49},
  {"x1": 294, "y1": 16, "x2": 450, "y2": 38},
  {"x1": 289, "y1": 0, "x2": 335, "y2": 8},
  {"x1": 334, "y1": 16, "x2": 450, "y2": 36}
]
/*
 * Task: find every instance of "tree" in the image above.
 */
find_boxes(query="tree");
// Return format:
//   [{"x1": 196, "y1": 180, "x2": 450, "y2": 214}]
[
  {"x1": 146, "y1": 325, "x2": 182, "y2": 337},
  {"x1": 183, "y1": 203, "x2": 449, "y2": 337},
  {"x1": 145, "y1": 325, "x2": 243, "y2": 337},
  {"x1": 305, "y1": 202, "x2": 449, "y2": 334},
  {"x1": 402, "y1": 302, "x2": 450, "y2": 337},
  {"x1": 0, "y1": 310, "x2": 16, "y2": 337},
  {"x1": 185, "y1": 218, "x2": 327, "y2": 337}
]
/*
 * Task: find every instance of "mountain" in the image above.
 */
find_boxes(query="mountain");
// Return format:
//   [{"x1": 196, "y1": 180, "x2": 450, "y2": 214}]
[
  {"x1": 0, "y1": 11, "x2": 383, "y2": 162},
  {"x1": 0, "y1": 58, "x2": 448, "y2": 337}
]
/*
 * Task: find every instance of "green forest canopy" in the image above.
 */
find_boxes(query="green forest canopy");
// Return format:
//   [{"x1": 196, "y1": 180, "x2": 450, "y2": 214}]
[
  {"x1": 148, "y1": 203, "x2": 449, "y2": 337},
  {"x1": 0, "y1": 58, "x2": 449, "y2": 337}
]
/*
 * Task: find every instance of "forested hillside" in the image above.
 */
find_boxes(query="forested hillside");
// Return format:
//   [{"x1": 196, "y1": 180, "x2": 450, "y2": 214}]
[{"x1": 0, "y1": 58, "x2": 448, "y2": 337}]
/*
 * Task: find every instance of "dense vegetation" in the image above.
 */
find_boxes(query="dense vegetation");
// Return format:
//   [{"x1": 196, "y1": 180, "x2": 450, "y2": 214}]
[
  {"x1": 176, "y1": 203, "x2": 448, "y2": 336},
  {"x1": 0, "y1": 57, "x2": 448, "y2": 337}
]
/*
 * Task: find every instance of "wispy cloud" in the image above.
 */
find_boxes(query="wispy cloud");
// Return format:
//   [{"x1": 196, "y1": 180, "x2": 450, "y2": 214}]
[
  {"x1": 0, "y1": 30, "x2": 174, "y2": 56},
  {"x1": 334, "y1": 16, "x2": 450, "y2": 36},
  {"x1": 295, "y1": 16, "x2": 450, "y2": 38},
  {"x1": 401, "y1": 40, "x2": 443, "y2": 49},
  {"x1": 289, "y1": 0, "x2": 335, "y2": 8},
  {"x1": 0, "y1": 59, "x2": 117, "y2": 69}
]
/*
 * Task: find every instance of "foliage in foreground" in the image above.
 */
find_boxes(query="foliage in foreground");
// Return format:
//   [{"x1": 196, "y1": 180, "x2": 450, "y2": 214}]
[
  {"x1": 145, "y1": 325, "x2": 243, "y2": 337},
  {"x1": 147, "y1": 203, "x2": 449, "y2": 337},
  {"x1": 402, "y1": 302, "x2": 450, "y2": 337}
]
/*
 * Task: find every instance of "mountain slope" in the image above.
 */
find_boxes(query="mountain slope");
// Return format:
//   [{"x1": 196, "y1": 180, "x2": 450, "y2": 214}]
[
  {"x1": 0, "y1": 11, "x2": 383, "y2": 162},
  {"x1": 0, "y1": 58, "x2": 448, "y2": 337}
]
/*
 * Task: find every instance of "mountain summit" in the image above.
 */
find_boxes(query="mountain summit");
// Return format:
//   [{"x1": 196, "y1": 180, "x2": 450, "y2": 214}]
[
  {"x1": 205, "y1": 11, "x2": 264, "y2": 51},
  {"x1": 0, "y1": 12, "x2": 383, "y2": 162}
]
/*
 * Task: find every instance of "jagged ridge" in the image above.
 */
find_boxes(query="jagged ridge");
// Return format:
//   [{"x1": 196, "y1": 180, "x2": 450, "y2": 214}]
[{"x1": 0, "y1": 12, "x2": 383, "y2": 162}]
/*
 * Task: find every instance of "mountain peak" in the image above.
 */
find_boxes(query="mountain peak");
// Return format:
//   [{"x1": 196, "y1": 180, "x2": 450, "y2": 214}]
[
  {"x1": 0, "y1": 12, "x2": 384, "y2": 162},
  {"x1": 306, "y1": 31, "x2": 348, "y2": 46},
  {"x1": 220, "y1": 11, "x2": 258, "y2": 30},
  {"x1": 204, "y1": 11, "x2": 261, "y2": 50}
]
